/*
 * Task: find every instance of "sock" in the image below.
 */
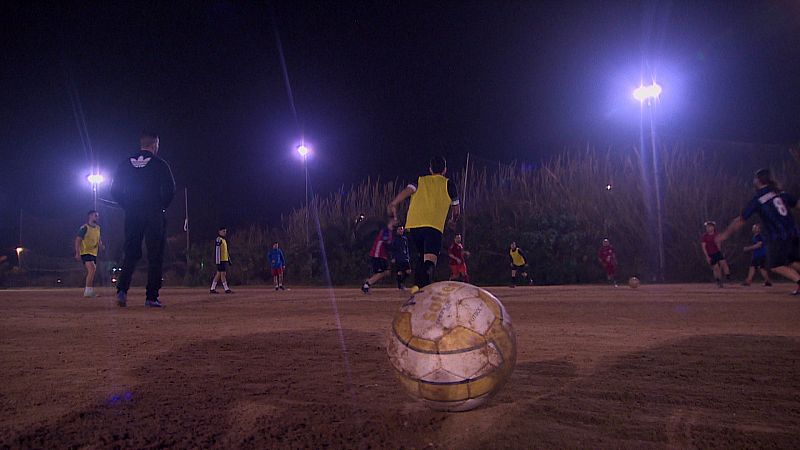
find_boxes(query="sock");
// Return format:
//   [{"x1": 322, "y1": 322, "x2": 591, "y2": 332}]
[
  {"x1": 420, "y1": 261, "x2": 436, "y2": 287},
  {"x1": 396, "y1": 274, "x2": 403, "y2": 289},
  {"x1": 211, "y1": 281, "x2": 217, "y2": 290},
  {"x1": 222, "y1": 282, "x2": 230, "y2": 291},
  {"x1": 84, "y1": 287, "x2": 92, "y2": 294},
  {"x1": 512, "y1": 276, "x2": 517, "y2": 285}
]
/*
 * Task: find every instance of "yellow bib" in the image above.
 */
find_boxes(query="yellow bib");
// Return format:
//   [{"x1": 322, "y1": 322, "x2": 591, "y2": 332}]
[
  {"x1": 510, "y1": 248, "x2": 525, "y2": 266},
  {"x1": 406, "y1": 175, "x2": 452, "y2": 232},
  {"x1": 79, "y1": 224, "x2": 101, "y2": 256}
]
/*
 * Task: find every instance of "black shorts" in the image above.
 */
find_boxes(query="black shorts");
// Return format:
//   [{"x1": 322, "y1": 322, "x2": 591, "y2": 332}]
[
  {"x1": 408, "y1": 227, "x2": 443, "y2": 258},
  {"x1": 371, "y1": 257, "x2": 389, "y2": 274},
  {"x1": 511, "y1": 264, "x2": 527, "y2": 273},
  {"x1": 80, "y1": 254, "x2": 97, "y2": 263},
  {"x1": 216, "y1": 262, "x2": 229, "y2": 272},
  {"x1": 708, "y1": 252, "x2": 725, "y2": 265},
  {"x1": 767, "y1": 237, "x2": 799, "y2": 269},
  {"x1": 750, "y1": 255, "x2": 767, "y2": 269},
  {"x1": 394, "y1": 260, "x2": 411, "y2": 272}
]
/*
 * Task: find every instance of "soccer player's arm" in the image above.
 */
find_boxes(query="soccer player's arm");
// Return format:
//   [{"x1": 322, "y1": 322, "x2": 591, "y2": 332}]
[
  {"x1": 700, "y1": 239, "x2": 710, "y2": 261},
  {"x1": 110, "y1": 162, "x2": 128, "y2": 208},
  {"x1": 519, "y1": 249, "x2": 528, "y2": 266},
  {"x1": 718, "y1": 200, "x2": 757, "y2": 244},
  {"x1": 74, "y1": 226, "x2": 86, "y2": 260},
  {"x1": 160, "y1": 161, "x2": 177, "y2": 210},
  {"x1": 448, "y1": 245, "x2": 461, "y2": 265},
  {"x1": 447, "y1": 179, "x2": 461, "y2": 223},
  {"x1": 388, "y1": 184, "x2": 416, "y2": 219}
]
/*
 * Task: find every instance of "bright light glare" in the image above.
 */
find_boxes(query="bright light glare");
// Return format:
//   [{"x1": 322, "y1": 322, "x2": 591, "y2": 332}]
[
  {"x1": 15, "y1": 247, "x2": 23, "y2": 255},
  {"x1": 87, "y1": 174, "x2": 104, "y2": 184},
  {"x1": 633, "y1": 82, "x2": 662, "y2": 102},
  {"x1": 606, "y1": 184, "x2": 612, "y2": 191},
  {"x1": 296, "y1": 145, "x2": 310, "y2": 157}
]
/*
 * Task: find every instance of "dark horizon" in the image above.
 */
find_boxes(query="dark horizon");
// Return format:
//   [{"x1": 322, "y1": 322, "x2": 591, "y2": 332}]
[{"x1": 2, "y1": 1, "x2": 799, "y2": 255}]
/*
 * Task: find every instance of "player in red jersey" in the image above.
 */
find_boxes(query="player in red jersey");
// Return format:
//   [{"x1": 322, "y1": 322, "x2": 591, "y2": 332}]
[
  {"x1": 448, "y1": 233, "x2": 470, "y2": 283},
  {"x1": 597, "y1": 238, "x2": 618, "y2": 286},
  {"x1": 701, "y1": 221, "x2": 731, "y2": 288},
  {"x1": 361, "y1": 218, "x2": 396, "y2": 294}
]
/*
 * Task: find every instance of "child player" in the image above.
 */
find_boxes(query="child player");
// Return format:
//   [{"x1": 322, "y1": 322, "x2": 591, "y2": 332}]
[
  {"x1": 717, "y1": 169, "x2": 800, "y2": 295},
  {"x1": 268, "y1": 241, "x2": 287, "y2": 291},
  {"x1": 448, "y1": 233, "x2": 470, "y2": 283},
  {"x1": 388, "y1": 156, "x2": 460, "y2": 295},
  {"x1": 742, "y1": 224, "x2": 772, "y2": 287},
  {"x1": 74, "y1": 210, "x2": 103, "y2": 297},
  {"x1": 391, "y1": 224, "x2": 412, "y2": 290},
  {"x1": 701, "y1": 221, "x2": 731, "y2": 287},
  {"x1": 509, "y1": 241, "x2": 532, "y2": 287},
  {"x1": 597, "y1": 238, "x2": 618, "y2": 286},
  {"x1": 210, "y1": 227, "x2": 233, "y2": 294},
  {"x1": 362, "y1": 218, "x2": 396, "y2": 294}
]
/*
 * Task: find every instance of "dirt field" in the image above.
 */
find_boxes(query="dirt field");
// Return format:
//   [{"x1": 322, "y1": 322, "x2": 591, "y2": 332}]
[{"x1": 1, "y1": 283, "x2": 799, "y2": 449}]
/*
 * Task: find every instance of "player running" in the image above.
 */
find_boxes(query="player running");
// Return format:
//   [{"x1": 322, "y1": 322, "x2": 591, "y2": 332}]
[
  {"x1": 701, "y1": 221, "x2": 731, "y2": 287},
  {"x1": 509, "y1": 241, "x2": 532, "y2": 287},
  {"x1": 388, "y1": 156, "x2": 460, "y2": 294},
  {"x1": 74, "y1": 210, "x2": 103, "y2": 297},
  {"x1": 742, "y1": 224, "x2": 772, "y2": 287},
  {"x1": 362, "y1": 219, "x2": 396, "y2": 294},
  {"x1": 448, "y1": 233, "x2": 470, "y2": 283},
  {"x1": 268, "y1": 241, "x2": 287, "y2": 291},
  {"x1": 717, "y1": 169, "x2": 800, "y2": 295},
  {"x1": 391, "y1": 225, "x2": 412, "y2": 290},
  {"x1": 597, "y1": 238, "x2": 618, "y2": 286},
  {"x1": 210, "y1": 227, "x2": 233, "y2": 294}
]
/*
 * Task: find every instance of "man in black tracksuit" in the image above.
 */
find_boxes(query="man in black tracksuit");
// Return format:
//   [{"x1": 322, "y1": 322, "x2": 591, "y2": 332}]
[{"x1": 111, "y1": 132, "x2": 176, "y2": 307}]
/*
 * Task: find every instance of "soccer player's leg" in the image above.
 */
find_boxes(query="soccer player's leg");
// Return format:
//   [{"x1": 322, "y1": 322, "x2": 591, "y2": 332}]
[
  {"x1": 420, "y1": 228, "x2": 442, "y2": 288},
  {"x1": 82, "y1": 257, "x2": 99, "y2": 297},
  {"x1": 143, "y1": 213, "x2": 167, "y2": 305},
  {"x1": 743, "y1": 265, "x2": 755, "y2": 286},
  {"x1": 767, "y1": 238, "x2": 800, "y2": 294},
  {"x1": 117, "y1": 214, "x2": 146, "y2": 305}
]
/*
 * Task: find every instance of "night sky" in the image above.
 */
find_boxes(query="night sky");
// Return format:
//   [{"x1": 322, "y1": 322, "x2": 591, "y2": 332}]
[{"x1": 2, "y1": 1, "x2": 799, "y2": 252}]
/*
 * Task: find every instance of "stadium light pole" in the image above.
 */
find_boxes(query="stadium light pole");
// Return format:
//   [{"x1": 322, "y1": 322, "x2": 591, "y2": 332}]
[
  {"x1": 634, "y1": 82, "x2": 665, "y2": 282},
  {"x1": 296, "y1": 144, "x2": 310, "y2": 244},
  {"x1": 87, "y1": 173, "x2": 104, "y2": 211}
]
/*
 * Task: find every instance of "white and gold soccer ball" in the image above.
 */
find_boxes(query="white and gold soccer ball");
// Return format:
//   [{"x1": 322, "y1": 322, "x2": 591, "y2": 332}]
[{"x1": 387, "y1": 281, "x2": 516, "y2": 412}]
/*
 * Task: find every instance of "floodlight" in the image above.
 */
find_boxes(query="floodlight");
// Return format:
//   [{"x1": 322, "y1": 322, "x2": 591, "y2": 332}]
[{"x1": 633, "y1": 82, "x2": 662, "y2": 102}]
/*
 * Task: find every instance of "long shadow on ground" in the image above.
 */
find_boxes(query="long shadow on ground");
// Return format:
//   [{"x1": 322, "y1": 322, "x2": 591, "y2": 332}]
[{"x1": 4, "y1": 333, "x2": 800, "y2": 449}]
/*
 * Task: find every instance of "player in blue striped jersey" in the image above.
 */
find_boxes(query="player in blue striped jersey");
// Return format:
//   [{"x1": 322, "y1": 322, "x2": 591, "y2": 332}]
[{"x1": 717, "y1": 169, "x2": 800, "y2": 295}]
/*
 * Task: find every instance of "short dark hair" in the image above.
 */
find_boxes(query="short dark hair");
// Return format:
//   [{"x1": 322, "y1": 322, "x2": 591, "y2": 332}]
[
  {"x1": 755, "y1": 168, "x2": 780, "y2": 191},
  {"x1": 430, "y1": 156, "x2": 447, "y2": 174},
  {"x1": 87, "y1": 210, "x2": 98, "y2": 216},
  {"x1": 140, "y1": 131, "x2": 159, "y2": 148},
  {"x1": 218, "y1": 226, "x2": 227, "y2": 231},
  {"x1": 272, "y1": 241, "x2": 279, "y2": 245}
]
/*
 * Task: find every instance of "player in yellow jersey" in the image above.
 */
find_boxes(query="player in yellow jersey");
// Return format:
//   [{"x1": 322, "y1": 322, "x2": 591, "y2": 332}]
[
  {"x1": 509, "y1": 241, "x2": 532, "y2": 287},
  {"x1": 210, "y1": 227, "x2": 233, "y2": 294},
  {"x1": 388, "y1": 156, "x2": 460, "y2": 293},
  {"x1": 74, "y1": 210, "x2": 103, "y2": 297}
]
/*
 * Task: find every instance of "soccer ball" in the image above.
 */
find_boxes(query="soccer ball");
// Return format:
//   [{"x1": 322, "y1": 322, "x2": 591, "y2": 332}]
[
  {"x1": 386, "y1": 281, "x2": 516, "y2": 412},
  {"x1": 628, "y1": 277, "x2": 640, "y2": 288}
]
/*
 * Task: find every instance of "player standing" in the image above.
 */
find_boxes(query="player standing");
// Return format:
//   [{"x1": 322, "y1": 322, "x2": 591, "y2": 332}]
[
  {"x1": 509, "y1": 241, "x2": 532, "y2": 287},
  {"x1": 268, "y1": 241, "x2": 287, "y2": 291},
  {"x1": 111, "y1": 131, "x2": 175, "y2": 308},
  {"x1": 210, "y1": 227, "x2": 233, "y2": 294},
  {"x1": 361, "y1": 219, "x2": 395, "y2": 294},
  {"x1": 742, "y1": 224, "x2": 772, "y2": 287},
  {"x1": 448, "y1": 233, "x2": 470, "y2": 283},
  {"x1": 597, "y1": 238, "x2": 618, "y2": 286},
  {"x1": 391, "y1": 225, "x2": 412, "y2": 290},
  {"x1": 717, "y1": 169, "x2": 800, "y2": 295},
  {"x1": 74, "y1": 210, "x2": 103, "y2": 297},
  {"x1": 388, "y1": 156, "x2": 460, "y2": 294},
  {"x1": 701, "y1": 221, "x2": 731, "y2": 288}
]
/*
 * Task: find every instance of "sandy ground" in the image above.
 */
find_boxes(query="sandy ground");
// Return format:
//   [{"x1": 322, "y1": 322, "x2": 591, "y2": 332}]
[{"x1": 1, "y1": 283, "x2": 799, "y2": 449}]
